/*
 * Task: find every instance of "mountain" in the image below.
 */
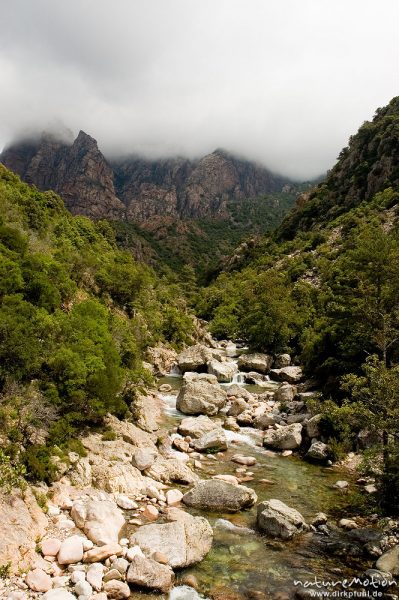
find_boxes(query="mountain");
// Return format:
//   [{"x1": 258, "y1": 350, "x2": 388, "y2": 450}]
[
  {"x1": 1, "y1": 131, "x2": 298, "y2": 274},
  {"x1": 1, "y1": 132, "x2": 291, "y2": 222}
]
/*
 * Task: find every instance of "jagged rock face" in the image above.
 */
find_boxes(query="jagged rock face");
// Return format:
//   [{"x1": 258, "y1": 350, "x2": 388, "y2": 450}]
[
  {"x1": 1, "y1": 132, "x2": 289, "y2": 223},
  {"x1": 1, "y1": 131, "x2": 125, "y2": 220},
  {"x1": 114, "y1": 149, "x2": 287, "y2": 221}
]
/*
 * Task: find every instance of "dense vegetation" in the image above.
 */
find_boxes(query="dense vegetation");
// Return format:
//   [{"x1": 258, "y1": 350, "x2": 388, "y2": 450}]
[
  {"x1": 0, "y1": 165, "x2": 194, "y2": 481},
  {"x1": 113, "y1": 191, "x2": 301, "y2": 280}
]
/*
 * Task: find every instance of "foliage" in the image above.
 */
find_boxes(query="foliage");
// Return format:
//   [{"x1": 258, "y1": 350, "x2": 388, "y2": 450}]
[{"x1": 0, "y1": 450, "x2": 26, "y2": 492}]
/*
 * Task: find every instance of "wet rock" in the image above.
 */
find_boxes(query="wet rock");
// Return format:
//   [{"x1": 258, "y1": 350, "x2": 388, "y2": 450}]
[
  {"x1": 263, "y1": 423, "x2": 302, "y2": 450},
  {"x1": 182, "y1": 479, "x2": 257, "y2": 512},
  {"x1": 166, "y1": 489, "x2": 184, "y2": 505},
  {"x1": 176, "y1": 375, "x2": 227, "y2": 416},
  {"x1": 237, "y1": 353, "x2": 273, "y2": 374},
  {"x1": 231, "y1": 454, "x2": 256, "y2": 466},
  {"x1": 103, "y1": 580, "x2": 131, "y2": 599},
  {"x1": 71, "y1": 499, "x2": 125, "y2": 545},
  {"x1": 208, "y1": 360, "x2": 238, "y2": 383},
  {"x1": 224, "y1": 416, "x2": 240, "y2": 431},
  {"x1": 25, "y1": 568, "x2": 53, "y2": 592},
  {"x1": 178, "y1": 415, "x2": 221, "y2": 438},
  {"x1": 192, "y1": 428, "x2": 228, "y2": 452},
  {"x1": 312, "y1": 513, "x2": 328, "y2": 527},
  {"x1": 58, "y1": 535, "x2": 84, "y2": 565},
  {"x1": 143, "y1": 505, "x2": 159, "y2": 520},
  {"x1": 126, "y1": 554, "x2": 174, "y2": 592},
  {"x1": 131, "y1": 447, "x2": 158, "y2": 471},
  {"x1": 257, "y1": 499, "x2": 308, "y2": 539},
  {"x1": 131, "y1": 509, "x2": 213, "y2": 567},
  {"x1": 376, "y1": 545, "x2": 399, "y2": 575},
  {"x1": 306, "y1": 441, "x2": 329, "y2": 461}
]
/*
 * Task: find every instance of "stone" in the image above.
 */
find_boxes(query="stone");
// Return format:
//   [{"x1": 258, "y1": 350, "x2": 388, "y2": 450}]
[
  {"x1": 58, "y1": 535, "x2": 84, "y2": 565},
  {"x1": 143, "y1": 505, "x2": 159, "y2": 520},
  {"x1": 84, "y1": 543, "x2": 123, "y2": 563},
  {"x1": 273, "y1": 354, "x2": 291, "y2": 368},
  {"x1": 126, "y1": 555, "x2": 174, "y2": 592},
  {"x1": 376, "y1": 545, "x2": 399, "y2": 575},
  {"x1": 159, "y1": 383, "x2": 172, "y2": 392},
  {"x1": 71, "y1": 571, "x2": 86, "y2": 584},
  {"x1": 25, "y1": 568, "x2": 53, "y2": 592},
  {"x1": 43, "y1": 591, "x2": 76, "y2": 600},
  {"x1": 334, "y1": 480, "x2": 349, "y2": 490},
  {"x1": 173, "y1": 437, "x2": 190, "y2": 453},
  {"x1": 192, "y1": 428, "x2": 228, "y2": 452},
  {"x1": 131, "y1": 447, "x2": 158, "y2": 471},
  {"x1": 103, "y1": 569, "x2": 122, "y2": 582},
  {"x1": 131, "y1": 510, "x2": 213, "y2": 568},
  {"x1": 177, "y1": 344, "x2": 214, "y2": 372},
  {"x1": 270, "y1": 366, "x2": 303, "y2": 383},
  {"x1": 227, "y1": 399, "x2": 248, "y2": 417},
  {"x1": 103, "y1": 580, "x2": 131, "y2": 599},
  {"x1": 238, "y1": 353, "x2": 273, "y2": 374},
  {"x1": 305, "y1": 414, "x2": 322, "y2": 438},
  {"x1": 116, "y1": 495, "x2": 138, "y2": 510},
  {"x1": 231, "y1": 454, "x2": 256, "y2": 466},
  {"x1": 208, "y1": 360, "x2": 238, "y2": 383},
  {"x1": 183, "y1": 479, "x2": 257, "y2": 512},
  {"x1": 111, "y1": 557, "x2": 130, "y2": 574},
  {"x1": 126, "y1": 545, "x2": 144, "y2": 561},
  {"x1": 176, "y1": 376, "x2": 227, "y2": 416},
  {"x1": 263, "y1": 423, "x2": 302, "y2": 450},
  {"x1": 145, "y1": 456, "x2": 198, "y2": 485},
  {"x1": 178, "y1": 415, "x2": 221, "y2": 438},
  {"x1": 86, "y1": 563, "x2": 104, "y2": 591},
  {"x1": 339, "y1": 518, "x2": 358, "y2": 530},
  {"x1": 257, "y1": 499, "x2": 308, "y2": 539},
  {"x1": 166, "y1": 489, "x2": 184, "y2": 505},
  {"x1": 74, "y1": 580, "x2": 92, "y2": 598},
  {"x1": 52, "y1": 576, "x2": 69, "y2": 588},
  {"x1": 224, "y1": 416, "x2": 240, "y2": 432},
  {"x1": 274, "y1": 383, "x2": 295, "y2": 403},
  {"x1": 312, "y1": 513, "x2": 328, "y2": 527},
  {"x1": 306, "y1": 441, "x2": 329, "y2": 461},
  {"x1": 41, "y1": 538, "x2": 62, "y2": 557},
  {"x1": 71, "y1": 499, "x2": 125, "y2": 545},
  {"x1": 254, "y1": 414, "x2": 278, "y2": 429},
  {"x1": 213, "y1": 474, "x2": 239, "y2": 485},
  {"x1": 225, "y1": 385, "x2": 253, "y2": 401}
]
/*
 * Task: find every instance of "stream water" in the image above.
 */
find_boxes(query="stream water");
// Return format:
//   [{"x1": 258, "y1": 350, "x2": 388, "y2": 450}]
[{"x1": 148, "y1": 371, "x2": 373, "y2": 600}]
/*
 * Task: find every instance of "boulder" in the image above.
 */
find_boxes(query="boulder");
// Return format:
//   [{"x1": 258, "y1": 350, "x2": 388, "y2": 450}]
[
  {"x1": 273, "y1": 354, "x2": 291, "y2": 368},
  {"x1": 178, "y1": 415, "x2": 221, "y2": 438},
  {"x1": 182, "y1": 479, "x2": 257, "y2": 512},
  {"x1": 132, "y1": 447, "x2": 158, "y2": 471},
  {"x1": 376, "y1": 545, "x2": 399, "y2": 575},
  {"x1": 227, "y1": 399, "x2": 248, "y2": 417},
  {"x1": 192, "y1": 428, "x2": 228, "y2": 452},
  {"x1": 103, "y1": 580, "x2": 131, "y2": 599},
  {"x1": 26, "y1": 568, "x2": 53, "y2": 592},
  {"x1": 306, "y1": 441, "x2": 329, "y2": 461},
  {"x1": 144, "y1": 457, "x2": 198, "y2": 485},
  {"x1": 176, "y1": 377, "x2": 227, "y2": 416},
  {"x1": 208, "y1": 360, "x2": 238, "y2": 383},
  {"x1": 225, "y1": 385, "x2": 253, "y2": 401},
  {"x1": 254, "y1": 413, "x2": 279, "y2": 429},
  {"x1": 305, "y1": 414, "x2": 322, "y2": 439},
  {"x1": 177, "y1": 344, "x2": 214, "y2": 372},
  {"x1": 257, "y1": 499, "x2": 308, "y2": 539},
  {"x1": 71, "y1": 499, "x2": 125, "y2": 545},
  {"x1": 126, "y1": 555, "x2": 174, "y2": 593},
  {"x1": 263, "y1": 423, "x2": 302, "y2": 450},
  {"x1": 270, "y1": 366, "x2": 303, "y2": 384},
  {"x1": 57, "y1": 535, "x2": 84, "y2": 565},
  {"x1": 274, "y1": 383, "x2": 296, "y2": 403},
  {"x1": 237, "y1": 353, "x2": 273, "y2": 374},
  {"x1": 131, "y1": 510, "x2": 213, "y2": 568}
]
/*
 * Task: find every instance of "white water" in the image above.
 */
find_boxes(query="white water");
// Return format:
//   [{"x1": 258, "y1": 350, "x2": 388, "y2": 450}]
[
  {"x1": 169, "y1": 363, "x2": 182, "y2": 377},
  {"x1": 224, "y1": 427, "x2": 262, "y2": 448},
  {"x1": 231, "y1": 371, "x2": 245, "y2": 385},
  {"x1": 159, "y1": 392, "x2": 180, "y2": 418},
  {"x1": 169, "y1": 586, "x2": 208, "y2": 600}
]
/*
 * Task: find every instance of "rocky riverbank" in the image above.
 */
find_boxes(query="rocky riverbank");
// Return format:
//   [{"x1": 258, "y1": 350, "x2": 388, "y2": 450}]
[{"x1": 1, "y1": 340, "x2": 399, "y2": 600}]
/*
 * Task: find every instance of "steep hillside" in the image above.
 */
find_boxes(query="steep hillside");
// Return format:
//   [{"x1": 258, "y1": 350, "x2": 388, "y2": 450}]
[
  {"x1": 280, "y1": 96, "x2": 399, "y2": 238},
  {"x1": 198, "y1": 97, "x2": 399, "y2": 395},
  {"x1": 0, "y1": 164, "x2": 195, "y2": 479}
]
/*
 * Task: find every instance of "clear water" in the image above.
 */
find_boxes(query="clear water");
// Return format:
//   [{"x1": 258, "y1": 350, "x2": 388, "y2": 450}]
[{"x1": 141, "y1": 377, "x2": 372, "y2": 600}]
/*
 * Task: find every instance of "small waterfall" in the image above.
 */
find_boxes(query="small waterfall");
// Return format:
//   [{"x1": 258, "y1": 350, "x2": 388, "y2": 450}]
[
  {"x1": 169, "y1": 363, "x2": 182, "y2": 378},
  {"x1": 232, "y1": 371, "x2": 245, "y2": 385}
]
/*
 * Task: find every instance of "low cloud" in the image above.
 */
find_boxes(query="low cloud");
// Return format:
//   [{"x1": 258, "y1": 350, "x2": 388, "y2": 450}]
[{"x1": 1, "y1": 0, "x2": 399, "y2": 179}]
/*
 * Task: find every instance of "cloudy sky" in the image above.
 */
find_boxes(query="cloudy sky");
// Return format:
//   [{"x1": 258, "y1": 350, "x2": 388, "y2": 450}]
[{"x1": 1, "y1": 0, "x2": 398, "y2": 179}]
